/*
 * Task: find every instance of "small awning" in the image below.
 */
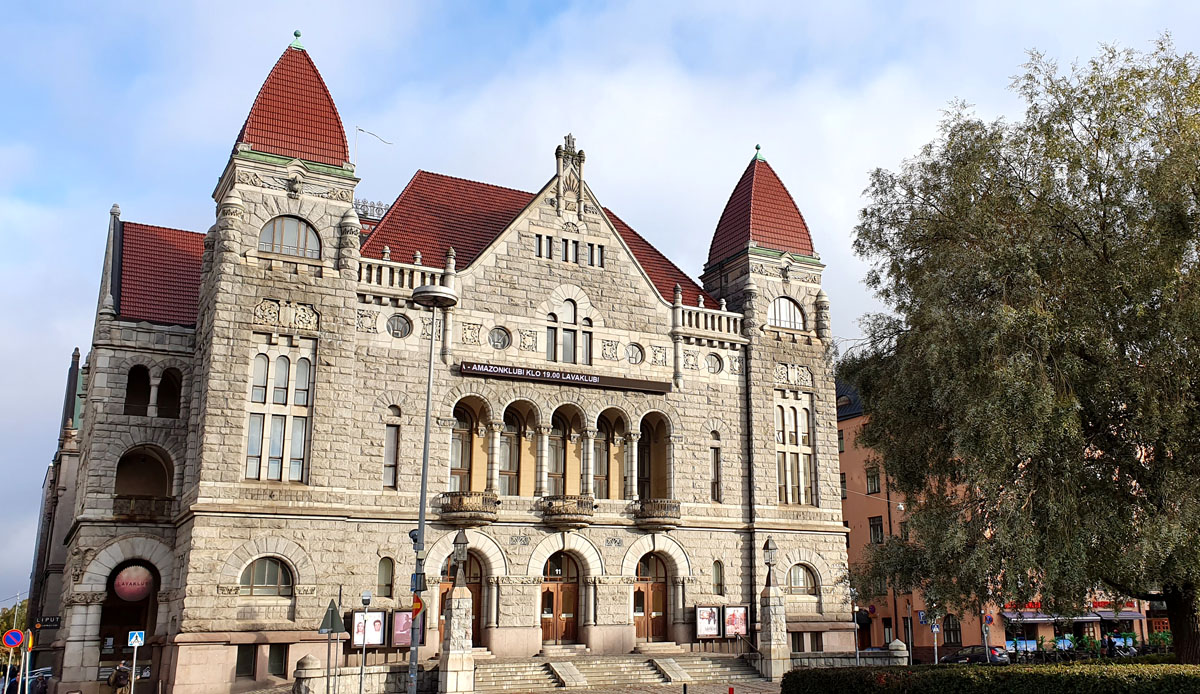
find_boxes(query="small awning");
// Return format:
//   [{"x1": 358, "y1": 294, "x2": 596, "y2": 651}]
[
  {"x1": 1002, "y1": 611, "x2": 1100, "y2": 623},
  {"x1": 1096, "y1": 611, "x2": 1145, "y2": 621}
]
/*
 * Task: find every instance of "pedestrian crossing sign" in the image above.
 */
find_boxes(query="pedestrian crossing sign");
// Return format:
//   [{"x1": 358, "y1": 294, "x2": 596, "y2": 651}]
[{"x1": 128, "y1": 631, "x2": 145, "y2": 647}]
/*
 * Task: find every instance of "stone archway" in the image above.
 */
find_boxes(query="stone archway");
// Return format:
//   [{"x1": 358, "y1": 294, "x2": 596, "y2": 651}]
[{"x1": 425, "y1": 530, "x2": 508, "y2": 652}]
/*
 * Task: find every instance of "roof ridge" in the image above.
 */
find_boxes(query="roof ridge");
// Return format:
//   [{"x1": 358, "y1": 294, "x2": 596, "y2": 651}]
[
  {"x1": 757, "y1": 158, "x2": 814, "y2": 248},
  {"x1": 414, "y1": 168, "x2": 541, "y2": 198},
  {"x1": 603, "y1": 207, "x2": 711, "y2": 304},
  {"x1": 122, "y1": 221, "x2": 204, "y2": 237}
]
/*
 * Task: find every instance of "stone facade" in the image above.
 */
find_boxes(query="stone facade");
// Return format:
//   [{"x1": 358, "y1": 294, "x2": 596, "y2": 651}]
[{"x1": 30, "y1": 42, "x2": 853, "y2": 694}]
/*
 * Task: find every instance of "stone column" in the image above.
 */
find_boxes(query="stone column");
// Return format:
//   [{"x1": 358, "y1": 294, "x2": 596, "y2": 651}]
[
  {"x1": 580, "y1": 428, "x2": 596, "y2": 496},
  {"x1": 583, "y1": 579, "x2": 595, "y2": 627},
  {"x1": 146, "y1": 378, "x2": 159, "y2": 418},
  {"x1": 672, "y1": 578, "x2": 686, "y2": 625},
  {"x1": 438, "y1": 578, "x2": 475, "y2": 693},
  {"x1": 487, "y1": 422, "x2": 502, "y2": 493},
  {"x1": 758, "y1": 568, "x2": 791, "y2": 681},
  {"x1": 486, "y1": 577, "x2": 499, "y2": 628},
  {"x1": 624, "y1": 433, "x2": 640, "y2": 500},
  {"x1": 536, "y1": 426, "x2": 551, "y2": 496}
]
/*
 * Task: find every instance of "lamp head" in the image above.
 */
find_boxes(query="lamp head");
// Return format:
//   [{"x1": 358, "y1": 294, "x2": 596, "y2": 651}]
[
  {"x1": 453, "y1": 530, "x2": 469, "y2": 564},
  {"x1": 361, "y1": 590, "x2": 372, "y2": 606},
  {"x1": 763, "y1": 537, "x2": 778, "y2": 567}
]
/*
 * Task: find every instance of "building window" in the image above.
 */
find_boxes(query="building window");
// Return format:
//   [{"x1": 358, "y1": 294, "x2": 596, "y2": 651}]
[
  {"x1": 840, "y1": 473, "x2": 847, "y2": 499},
  {"x1": 246, "y1": 340, "x2": 315, "y2": 483},
  {"x1": 239, "y1": 557, "x2": 294, "y2": 596},
  {"x1": 866, "y1": 468, "x2": 881, "y2": 494},
  {"x1": 775, "y1": 392, "x2": 816, "y2": 505},
  {"x1": 767, "y1": 296, "x2": 805, "y2": 330},
  {"x1": 869, "y1": 516, "x2": 885, "y2": 544},
  {"x1": 499, "y1": 411, "x2": 521, "y2": 495},
  {"x1": 236, "y1": 645, "x2": 256, "y2": 678},
  {"x1": 157, "y1": 368, "x2": 182, "y2": 418},
  {"x1": 548, "y1": 415, "x2": 567, "y2": 496},
  {"x1": 899, "y1": 521, "x2": 909, "y2": 541},
  {"x1": 581, "y1": 319, "x2": 592, "y2": 366},
  {"x1": 562, "y1": 329, "x2": 577, "y2": 364},
  {"x1": 791, "y1": 631, "x2": 805, "y2": 653},
  {"x1": 561, "y1": 238, "x2": 570, "y2": 262},
  {"x1": 588, "y1": 243, "x2": 595, "y2": 266},
  {"x1": 288, "y1": 417, "x2": 308, "y2": 482},
  {"x1": 593, "y1": 421, "x2": 610, "y2": 499},
  {"x1": 810, "y1": 631, "x2": 823, "y2": 652},
  {"x1": 384, "y1": 423, "x2": 400, "y2": 488},
  {"x1": 943, "y1": 615, "x2": 962, "y2": 645},
  {"x1": 124, "y1": 365, "x2": 151, "y2": 415},
  {"x1": 267, "y1": 644, "x2": 288, "y2": 677},
  {"x1": 546, "y1": 313, "x2": 558, "y2": 361},
  {"x1": 377, "y1": 558, "x2": 394, "y2": 598},
  {"x1": 598, "y1": 245, "x2": 605, "y2": 267},
  {"x1": 450, "y1": 407, "x2": 473, "y2": 492},
  {"x1": 788, "y1": 564, "x2": 818, "y2": 595},
  {"x1": 488, "y1": 327, "x2": 511, "y2": 349},
  {"x1": 246, "y1": 414, "x2": 264, "y2": 478},
  {"x1": 713, "y1": 560, "x2": 725, "y2": 595},
  {"x1": 535, "y1": 234, "x2": 544, "y2": 258},
  {"x1": 251, "y1": 355, "x2": 268, "y2": 403},
  {"x1": 838, "y1": 429, "x2": 845, "y2": 453},
  {"x1": 706, "y1": 354, "x2": 723, "y2": 374},
  {"x1": 626, "y1": 343, "x2": 644, "y2": 365},
  {"x1": 272, "y1": 356, "x2": 290, "y2": 404},
  {"x1": 387, "y1": 314, "x2": 412, "y2": 338},
  {"x1": 710, "y1": 431, "x2": 722, "y2": 503},
  {"x1": 267, "y1": 415, "x2": 286, "y2": 480},
  {"x1": 258, "y1": 216, "x2": 320, "y2": 259},
  {"x1": 294, "y1": 358, "x2": 311, "y2": 406}
]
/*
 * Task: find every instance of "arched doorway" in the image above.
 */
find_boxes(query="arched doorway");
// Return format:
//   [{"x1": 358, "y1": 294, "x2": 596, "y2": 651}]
[
  {"x1": 633, "y1": 554, "x2": 668, "y2": 641},
  {"x1": 541, "y1": 552, "x2": 579, "y2": 644},
  {"x1": 99, "y1": 561, "x2": 158, "y2": 672},
  {"x1": 439, "y1": 554, "x2": 483, "y2": 647}
]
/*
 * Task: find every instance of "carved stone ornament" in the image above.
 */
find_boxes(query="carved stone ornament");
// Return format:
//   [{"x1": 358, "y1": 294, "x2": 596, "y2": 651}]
[
  {"x1": 774, "y1": 363, "x2": 814, "y2": 387},
  {"x1": 218, "y1": 203, "x2": 243, "y2": 219},
  {"x1": 651, "y1": 346, "x2": 668, "y2": 366},
  {"x1": 544, "y1": 196, "x2": 557, "y2": 207},
  {"x1": 792, "y1": 272, "x2": 821, "y2": 284},
  {"x1": 462, "y1": 323, "x2": 482, "y2": 345},
  {"x1": 65, "y1": 591, "x2": 107, "y2": 606},
  {"x1": 601, "y1": 339, "x2": 619, "y2": 361},
  {"x1": 217, "y1": 585, "x2": 240, "y2": 596},
  {"x1": 750, "y1": 262, "x2": 783, "y2": 278},
  {"x1": 68, "y1": 546, "x2": 97, "y2": 583},
  {"x1": 295, "y1": 585, "x2": 318, "y2": 596},
  {"x1": 729, "y1": 355, "x2": 744, "y2": 375},
  {"x1": 420, "y1": 317, "x2": 443, "y2": 339},
  {"x1": 496, "y1": 576, "x2": 545, "y2": 586},
  {"x1": 683, "y1": 351, "x2": 699, "y2": 370},
  {"x1": 563, "y1": 222, "x2": 580, "y2": 234},
  {"x1": 519, "y1": 329, "x2": 539, "y2": 352},
  {"x1": 583, "y1": 203, "x2": 599, "y2": 216},
  {"x1": 253, "y1": 299, "x2": 281, "y2": 327},
  {"x1": 235, "y1": 170, "x2": 263, "y2": 187},
  {"x1": 293, "y1": 304, "x2": 319, "y2": 331},
  {"x1": 356, "y1": 309, "x2": 378, "y2": 333}
]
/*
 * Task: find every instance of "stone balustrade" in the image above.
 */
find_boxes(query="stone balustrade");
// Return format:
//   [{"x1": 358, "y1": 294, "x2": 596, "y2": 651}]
[
  {"x1": 539, "y1": 495, "x2": 595, "y2": 529},
  {"x1": 437, "y1": 491, "x2": 499, "y2": 526},
  {"x1": 634, "y1": 498, "x2": 681, "y2": 531}
]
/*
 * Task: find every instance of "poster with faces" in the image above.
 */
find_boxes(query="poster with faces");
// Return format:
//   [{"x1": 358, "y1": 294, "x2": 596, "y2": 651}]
[{"x1": 352, "y1": 610, "x2": 387, "y2": 646}]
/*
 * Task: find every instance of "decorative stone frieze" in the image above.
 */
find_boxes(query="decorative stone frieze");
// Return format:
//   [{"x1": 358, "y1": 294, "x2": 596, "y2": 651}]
[
  {"x1": 356, "y1": 309, "x2": 378, "y2": 333},
  {"x1": 774, "y1": 363, "x2": 814, "y2": 387}
]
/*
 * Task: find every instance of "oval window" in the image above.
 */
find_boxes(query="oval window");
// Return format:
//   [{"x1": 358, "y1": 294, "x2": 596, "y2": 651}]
[
  {"x1": 387, "y1": 315, "x2": 412, "y2": 339},
  {"x1": 706, "y1": 354, "x2": 723, "y2": 374},
  {"x1": 489, "y1": 327, "x2": 511, "y2": 349},
  {"x1": 626, "y1": 343, "x2": 645, "y2": 365}
]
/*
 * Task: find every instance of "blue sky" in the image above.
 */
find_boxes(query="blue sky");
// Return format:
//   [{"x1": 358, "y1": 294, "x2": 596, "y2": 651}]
[{"x1": 2, "y1": 0, "x2": 1199, "y2": 601}]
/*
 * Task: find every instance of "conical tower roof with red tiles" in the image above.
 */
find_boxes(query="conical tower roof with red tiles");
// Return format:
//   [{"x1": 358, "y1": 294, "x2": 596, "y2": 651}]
[
  {"x1": 706, "y1": 146, "x2": 815, "y2": 267},
  {"x1": 234, "y1": 32, "x2": 349, "y2": 167}
]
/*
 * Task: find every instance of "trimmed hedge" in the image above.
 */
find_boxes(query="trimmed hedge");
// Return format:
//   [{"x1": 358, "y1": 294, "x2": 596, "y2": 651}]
[{"x1": 781, "y1": 663, "x2": 1200, "y2": 693}]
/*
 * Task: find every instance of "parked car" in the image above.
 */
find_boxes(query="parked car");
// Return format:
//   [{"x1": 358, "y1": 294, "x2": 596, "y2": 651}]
[{"x1": 940, "y1": 645, "x2": 1011, "y2": 665}]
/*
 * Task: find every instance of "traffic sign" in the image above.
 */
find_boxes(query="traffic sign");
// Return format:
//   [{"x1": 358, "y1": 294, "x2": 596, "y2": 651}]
[
  {"x1": 128, "y1": 631, "x2": 145, "y2": 647},
  {"x1": 1, "y1": 630, "x2": 22, "y2": 649},
  {"x1": 918, "y1": 610, "x2": 927, "y2": 625},
  {"x1": 931, "y1": 623, "x2": 941, "y2": 633},
  {"x1": 984, "y1": 614, "x2": 994, "y2": 626},
  {"x1": 318, "y1": 600, "x2": 347, "y2": 634},
  {"x1": 412, "y1": 595, "x2": 424, "y2": 616},
  {"x1": 411, "y1": 572, "x2": 426, "y2": 592}
]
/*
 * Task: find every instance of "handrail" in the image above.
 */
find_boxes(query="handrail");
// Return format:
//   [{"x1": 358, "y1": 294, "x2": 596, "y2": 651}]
[{"x1": 736, "y1": 634, "x2": 762, "y2": 659}]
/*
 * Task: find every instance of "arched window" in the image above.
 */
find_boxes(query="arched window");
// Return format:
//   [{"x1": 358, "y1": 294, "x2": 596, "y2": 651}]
[
  {"x1": 450, "y1": 407, "x2": 474, "y2": 492},
  {"x1": 377, "y1": 558, "x2": 394, "y2": 598},
  {"x1": 156, "y1": 368, "x2": 182, "y2": 418},
  {"x1": 258, "y1": 217, "x2": 320, "y2": 259},
  {"x1": 800, "y1": 407, "x2": 810, "y2": 446},
  {"x1": 775, "y1": 406, "x2": 786, "y2": 444},
  {"x1": 546, "y1": 313, "x2": 558, "y2": 362},
  {"x1": 710, "y1": 431, "x2": 722, "y2": 503},
  {"x1": 593, "y1": 420, "x2": 611, "y2": 500},
  {"x1": 787, "y1": 407, "x2": 798, "y2": 445},
  {"x1": 272, "y1": 356, "x2": 290, "y2": 404},
  {"x1": 294, "y1": 358, "x2": 311, "y2": 406},
  {"x1": 943, "y1": 614, "x2": 963, "y2": 645},
  {"x1": 499, "y1": 411, "x2": 521, "y2": 496},
  {"x1": 239, "y1": 557, "x2": 293, "y2": 596},
  {"x1": 384, "y1": 408, "x2": 401, "y2": 489},
  {"x1": 548, "y1": 415, "x2": 567, "y2": 496},
  {"x1": 251, "y1": 354, "x2": 269, "y2": 403},
  {"x1": 562, "y1": 300, "x2": 577, "y2": 325},
  {"x1": 767, "y1": 296, "x2": 805, "y2": 330},
  {"x1": 114, "y1": 448, "x2": 171, "y2": 498},
  {"x1": 124, "y1": 365, "x2": 151, "y2": 416},
  {"x1": 713, "y1": 560, "x2": 725, "y2": 596},
  {"x1": 788, "y1": 564, "x2": 818, "y2": 596}
]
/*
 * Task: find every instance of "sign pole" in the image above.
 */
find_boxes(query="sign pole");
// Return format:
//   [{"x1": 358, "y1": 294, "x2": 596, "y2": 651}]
[
  {"x1": 934, "y1": 625, "x2": 939, "y2": 665},
  {"x1": 326, "y1": 627, "x2": 331, "y2": 694},
  {"x1": 131, "y1": 642, "x2": 138, "y2": 694},
  {"x1": 15, "y1": 646, "x2": 23, "y2": 694},
  {"x1": 6, "y1": 647, "x2": 12, "y2": 691}
]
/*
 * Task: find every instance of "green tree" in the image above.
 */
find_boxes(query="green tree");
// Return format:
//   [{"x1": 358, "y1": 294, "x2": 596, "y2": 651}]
[{"x1": 843, "y1": 37, "x2": 1200, "y2": 663}]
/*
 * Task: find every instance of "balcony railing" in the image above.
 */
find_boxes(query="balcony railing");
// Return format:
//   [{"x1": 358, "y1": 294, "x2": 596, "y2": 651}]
[
  {"x1": 634, "y1": 498, "x2": 681, "y2": 531},
  {"x1": 540, "y1": 495, "x2": 595, "y2": 529},
  {"x1": 112, "y1": 495, "x2": 172, "y2": 521},
  {"x1": 437, "y1": 491, "x2": 499, "y2": 527}
]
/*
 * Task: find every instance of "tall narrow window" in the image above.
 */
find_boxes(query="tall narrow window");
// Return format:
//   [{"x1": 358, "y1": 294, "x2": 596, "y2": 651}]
[
  {"x1": 562, "y1": 329, "x2": 577, "y2": 364},
  {"x1": 563, "y1": 300, "x2": 577, "y2": 325},
  {"x1": 775, "y1": 406, "x2": 786, "y2": 444},
  {"x1": 124, "y1": 366, "x2": 151, "y2": 416},
  {"x1": 789, "y1": 452, "x2": 801, "y2": 503},
  {"x1": 593, "y1": 421, "x2": 609, "y2": 499},
  {"x1": 597, "y1": 245, "x2": 605, "y2": 267},
  {"x1": 869, "y1": 516, "x2": 884, "y2": 544},
  {"x1": 713, "y1": 560, "x2": 725, "y2": 595},
  {"x1": 450, "y1": 408, "x2": 473, "y2": 492},
  {"x1": 866, "y1": 468, "x2": 881, "y2": 494},
  {"x1": 548, "y1": 416, "x2": 566, "y2": 496},
  {"x1": 289, "y1": 417, "x2": 307, "y2": 482},
  {"x1": 838, "y1": 429, "x2": 845, "y2": 453},
  {"x1": 587, "y1": 243, "x2": 595, "y2": 266},
  {"x1": 377, "y1": 558, "x2": 394, "y2": 598},
  {"x1": 788, "y1": 407, "x2": 799, "y2": 445},
  {"x1": 561, "y1": 239, "x2": 570, "y2": 262},
  {"x1": 251, "y1": 354, "x2": 268, "y2": 403},
  {"x1": 267, "y1": 415, "x2": 286, "y2": 480},
  {"x1": 546, "y1": 313, "x2": 558, "y2": 362},
  {"x1": 384, "y1": 424, "x2": 400, "y2": 488},
  {"x1": 840, "y1": 472, "x2": 847, "y2": 499},
  {"x1": 156, "y1": 369, "x2": 182, "y2": 418},
  {"x1": 246, "y1": 414, "x2": 264, "y2": 479},
  {"x1": 802, "y1": 453, "x2": 816, "y2": 505},
  {"x1": 710, "y1": 431, "x2": 722, "y2": 503},
  {"x1": 777, "y1": 452, "x2": 788, "y2": 504},
  {"x1": 535, "y1": 234, "x2": 544, "y2": 258},
  {"x1": 294, "y1": 358, "x2": 311, "y2": 406},
  {"x1": 272, "y1": 356, "x2": 290, "y2": 405},
  {"x1": 581, "y1": 318, "x2": 592, "y2": 366},
  {"x1": 800, "y1": 407, "x2": 811, "y2": 446},
  {"x1": 499, "y1": 412, "x2": 521, "y2": 496}
]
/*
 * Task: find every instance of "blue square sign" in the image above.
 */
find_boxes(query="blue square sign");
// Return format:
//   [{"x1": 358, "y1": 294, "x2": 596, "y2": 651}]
[
  {"x1": 128, "y1": 631, "x2": 145, "y2": 647},
  {"x1": 918, "y1": 610, "x2": 927, "y2": 624}
]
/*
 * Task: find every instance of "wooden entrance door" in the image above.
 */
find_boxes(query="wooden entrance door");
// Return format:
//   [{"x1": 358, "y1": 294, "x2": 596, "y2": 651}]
[
  {"x1": 438, "y1": 554, "x2": 483, "y2": 647},
  {"x1": 633, "y1": 554, "x2": 668, "y2": 641},
  {"x1": 541, "y1": 552, "x2": 580, "y2": 644}
]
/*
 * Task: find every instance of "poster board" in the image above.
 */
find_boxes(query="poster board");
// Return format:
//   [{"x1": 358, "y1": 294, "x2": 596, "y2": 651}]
[
  {"x1": 391, "y1": 609, "x2": 426, "y2": 647},
  {"x1": 696, "y1": 606, "x2": 722, "y2": 638},
  {"x1": 351, "y1": 610, "x2": 387, "y2": 647},
  {"x1": 722, "y1": 605, "x2": 749, "y2": 637}
]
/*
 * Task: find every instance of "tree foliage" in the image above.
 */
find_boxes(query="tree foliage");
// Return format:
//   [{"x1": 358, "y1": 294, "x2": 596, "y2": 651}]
[{"x1": 842, "y1": 37, "x2": 1200, "y2": 660}]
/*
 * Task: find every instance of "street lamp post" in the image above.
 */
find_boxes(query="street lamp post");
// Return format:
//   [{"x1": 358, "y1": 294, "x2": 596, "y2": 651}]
[
  {"x1": 763, "y1": 537, "x2": 778, "y2": 587},
  {"x1": 407, "y1": 284, "x2": 459, "y2": 694},
  {"x1": 452, "y1": 531, "x2": 468, "y2": 588},
  {"x1": 359, "y1": 590, "x2": 371, "y2": 694}
]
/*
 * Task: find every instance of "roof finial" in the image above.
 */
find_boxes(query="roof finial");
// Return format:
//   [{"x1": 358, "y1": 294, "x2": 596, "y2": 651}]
[
  {"x1": 754, "y1": 143, "x2": 765, "y2": 161},
  {"x1": 290, "y1": 30, "x2": 304, "y2": 50}
]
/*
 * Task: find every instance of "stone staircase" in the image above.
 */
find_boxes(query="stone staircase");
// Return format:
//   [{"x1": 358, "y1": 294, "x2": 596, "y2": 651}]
[
  {"x1": 537, "y1": 643, "x2": 590, "y2": 658},
  {"x1": 633, "y1": 640, "x2": 686, "y2": 655},
  {"x1": 677, "y1": 655, "x2": 764, "y2": 683},
  {"x1": 473, "y1": 660, "x2": 560, "y2": 691},
  {"x1": 572, "y1": 656, "x2": 668, "y2": 686}
]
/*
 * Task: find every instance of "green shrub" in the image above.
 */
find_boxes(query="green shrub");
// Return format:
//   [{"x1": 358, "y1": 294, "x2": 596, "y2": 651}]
[{"x1": 781, "y1": 663, "x2": 1200, "y2": 694}]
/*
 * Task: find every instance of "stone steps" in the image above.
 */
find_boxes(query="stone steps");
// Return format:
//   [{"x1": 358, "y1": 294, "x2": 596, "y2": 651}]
[
  {"x1": 634, "y1": 641, "x2": 686, "y2": 655},
  {"x1": 573, "y1": 658, "x2": 666, "y2": 685},
  {"x1": 677, "y1": 656, "x2": 764, "y2": 682},
  {"x1": 537, "y1": 643, "x2": 590, "y2": 658},
  {"x1": 474, "y1": 661, "x2": 560, "y2": 692}
]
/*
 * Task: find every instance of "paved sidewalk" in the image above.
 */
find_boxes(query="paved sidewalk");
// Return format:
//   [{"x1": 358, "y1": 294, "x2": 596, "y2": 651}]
[{"x1": 573, "y1": 682, "x2": 778, "y2": 694}]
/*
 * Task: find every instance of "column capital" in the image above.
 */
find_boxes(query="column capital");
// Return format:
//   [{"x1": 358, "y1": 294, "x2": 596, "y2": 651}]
[
  {"x1": 625, "y1": 432, "x2": 641, "y2": 442},
  {"x1": 582, "y1": 428, "x2": 597, "y2": 440},
  {"x1": 537, "y1": 425, "x2": 553, "y2": 436}
]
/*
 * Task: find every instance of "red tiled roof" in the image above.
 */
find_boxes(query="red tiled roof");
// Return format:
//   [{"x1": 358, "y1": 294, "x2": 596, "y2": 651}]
[
  {"x1": 707, "y1": 156, "x2": 815, "y2": 266},
  {"x1": 235, "y1": 46, "x2": 349, "y2": 167},
  {"x1": 359, "y1": 170, "x2": 712, "y2": 305},
  {"x1": 118, "y1": 222, "x2": 204, "y2": 326}
]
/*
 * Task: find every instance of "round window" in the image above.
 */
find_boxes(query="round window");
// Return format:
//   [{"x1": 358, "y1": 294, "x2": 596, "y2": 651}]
[
  {"x1": 706, "y1": 354, "x2": 723, "y2": 374},
  {"x1": 626, "y1": 343, "x2": 645, "y2": 365},
  {"x1": 488, "y1": 327, "x2": 511, "y2": 349},
  {"x1": 386, "y1": 315, "x2": 412, "y2": 339}
]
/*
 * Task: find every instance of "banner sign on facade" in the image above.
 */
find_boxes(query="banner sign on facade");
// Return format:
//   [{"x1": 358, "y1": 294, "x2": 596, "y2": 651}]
[{"x1": 460, "y1": 361, "x2": 671, "y2": 394}]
